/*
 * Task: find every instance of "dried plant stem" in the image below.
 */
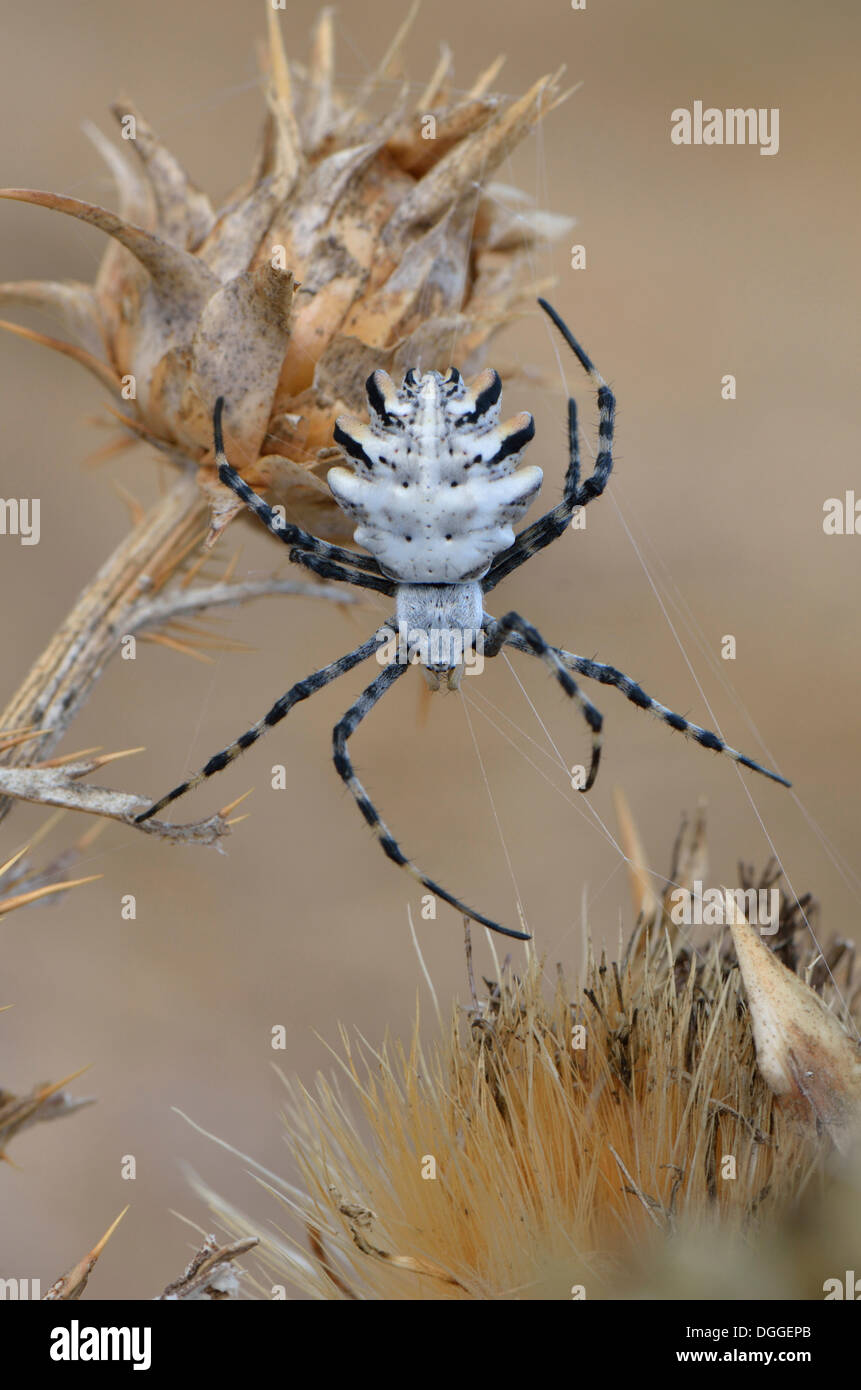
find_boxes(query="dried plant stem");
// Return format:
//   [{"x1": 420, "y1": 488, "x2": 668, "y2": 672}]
[
  {"x1": 127, "y1": 574, "x2": 357, "y2": 632},
  {"x1": 0, "y1": 756, "x2": 230, "y2": 844},
  {"x1": 0, "y1": 473, "x2": 357, "y2": 831},
  {"x1": 0, "y1": 474, "x2": 205, "y2": 822},
  {"x1": 155, "y1": 1235, "x2": 259, "y2": 1300}
]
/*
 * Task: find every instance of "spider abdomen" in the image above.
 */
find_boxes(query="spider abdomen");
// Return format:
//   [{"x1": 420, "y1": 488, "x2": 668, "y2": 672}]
[{"x1": 329, "y1": 366, "x2": 542, "y2": 582}]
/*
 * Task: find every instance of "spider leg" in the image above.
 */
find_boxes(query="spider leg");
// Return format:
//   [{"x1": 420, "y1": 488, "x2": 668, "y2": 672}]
[
  {"x1": 214, "y1": 397, "x2": 383, "y2": 575},
  {"x1": 135, "y1": 629, "x2": 387, "y2": 824},
  {"x1": 483, "y1": 298, "x2": 614, "y2": 594},
  {"x1": 503, "y1": 632, "x2": 791, "y2": 787},
  {"x1": 484, "y1": 611, "x2": 603, "y2": 791},
  {"x1": 332, "y1": 663, "x2": 531, "y2": 941},
  {"x1": 287, "y1": 546, "x2": 395, "y2": 596}
]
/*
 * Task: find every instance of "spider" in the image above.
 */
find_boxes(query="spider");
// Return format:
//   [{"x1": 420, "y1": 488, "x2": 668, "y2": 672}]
[{"x1": 136, "y1": 299, "x2": 790, "y2": 940}]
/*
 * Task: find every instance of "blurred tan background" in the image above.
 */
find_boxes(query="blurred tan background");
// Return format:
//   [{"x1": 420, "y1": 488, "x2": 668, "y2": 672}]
[{"x1": 1, "y1": 0, "x2": 859, "y2": 1298}]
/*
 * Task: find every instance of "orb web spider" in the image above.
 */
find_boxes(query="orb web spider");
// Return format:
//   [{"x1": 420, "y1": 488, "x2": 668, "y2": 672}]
[{"x1": 136, "y1": 298, "x2": 789, "y2": 940}]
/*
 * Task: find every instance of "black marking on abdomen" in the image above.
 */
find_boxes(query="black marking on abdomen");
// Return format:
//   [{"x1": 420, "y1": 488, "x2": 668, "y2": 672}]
[
  {"x1": 334, "y1": 423, "x2": 373, "y2": 467},
  {"x1": 366, "y1": 372, "x2": 395, "y2": 423},
  {"x1": 489, "y1": 417, "x2": 536, "y2": 463},
  {"x1": 460, "y1": 370, "x2": 502, "y2": 424}
]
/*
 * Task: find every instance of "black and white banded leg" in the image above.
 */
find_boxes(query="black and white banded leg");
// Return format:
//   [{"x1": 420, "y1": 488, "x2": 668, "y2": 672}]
[
  {"x1": 503, "y1": 632, "x2": 791, "y2": 787},
  {"x1": 214, "y1": 397, "x2": 386, "y2": 581},
  {"x1": 333, "y1": 662, "x2": 531, "y2": 941},
  {"x1": 484, "y1": 612, "x2": 603, "y2": 791},
  {"x1": 135, "y1": 631, "x2": 386, "y2": 824},
  {"x1": 287, "y1": 546, "x2": 395, "y2": 596},
  {"x1": 483, "y1": 299, "x2": 615, "y2": 595}
]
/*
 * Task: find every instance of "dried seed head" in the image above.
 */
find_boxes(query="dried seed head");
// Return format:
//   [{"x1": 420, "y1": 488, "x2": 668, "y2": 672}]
[
  {"x1": 187, "y1": 812, "x2": 860, "y2": 1300},
  {"x1": 0, "y1": 10, "x2": 573, "y2": 544}
]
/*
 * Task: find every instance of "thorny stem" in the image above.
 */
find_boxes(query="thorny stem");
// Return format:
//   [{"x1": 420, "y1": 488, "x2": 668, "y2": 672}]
[
  {"x1": 127, "y1": 574, "x2": 357, "y2": 632},
  {"x1": 0, "y1": 472, "x2": 359, "y2": 835},
  {"x1": 0, "y1": 474, "x2": 367, "y2": 843},
  {"x1": 0, "y1": 473, "x2": 206, "y2": 823}
]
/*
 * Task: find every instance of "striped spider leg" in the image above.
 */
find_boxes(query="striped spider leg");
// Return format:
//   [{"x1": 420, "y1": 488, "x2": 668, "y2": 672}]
[{"x1": 497, "y1": 630, "x2": 790, "y2": 787}]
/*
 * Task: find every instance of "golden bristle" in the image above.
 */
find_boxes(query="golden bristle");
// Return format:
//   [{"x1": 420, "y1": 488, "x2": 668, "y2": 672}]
[{"x1": 187, "y1": 815, "x2": 861, "y2": 1301}]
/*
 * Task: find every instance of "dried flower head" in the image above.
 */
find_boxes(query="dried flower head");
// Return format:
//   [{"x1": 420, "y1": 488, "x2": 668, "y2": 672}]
[
  {"x1": 0, "y1": 7, "x2": 572, "y2": 545},
  {"x1": 188, "y1": 811, "x2": 861, "y2": 1300}
]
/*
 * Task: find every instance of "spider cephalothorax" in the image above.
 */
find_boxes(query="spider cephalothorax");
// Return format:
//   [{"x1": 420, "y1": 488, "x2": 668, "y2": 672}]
[{"x1": 136, "y1": 300, "x2": 790, "y2": 940}]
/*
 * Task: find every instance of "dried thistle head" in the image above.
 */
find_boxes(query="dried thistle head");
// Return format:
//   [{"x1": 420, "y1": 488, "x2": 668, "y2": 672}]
[
  {"x1": 0, "y1": 7, "x2": 572, "y2": 543},
  {"x1": 190, "y1": 813, "x2": 861, "y2": 1300}
]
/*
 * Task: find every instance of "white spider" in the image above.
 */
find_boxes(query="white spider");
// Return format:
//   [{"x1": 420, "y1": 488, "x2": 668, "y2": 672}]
[{"x1": 137, "y1": 300, "x2": 789, "y2": 939}]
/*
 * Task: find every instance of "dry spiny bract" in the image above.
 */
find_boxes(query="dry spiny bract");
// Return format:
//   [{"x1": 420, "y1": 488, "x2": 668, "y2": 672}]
[{"x1": 0, "y1": 7, "x2": 572, "y2": 544}]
